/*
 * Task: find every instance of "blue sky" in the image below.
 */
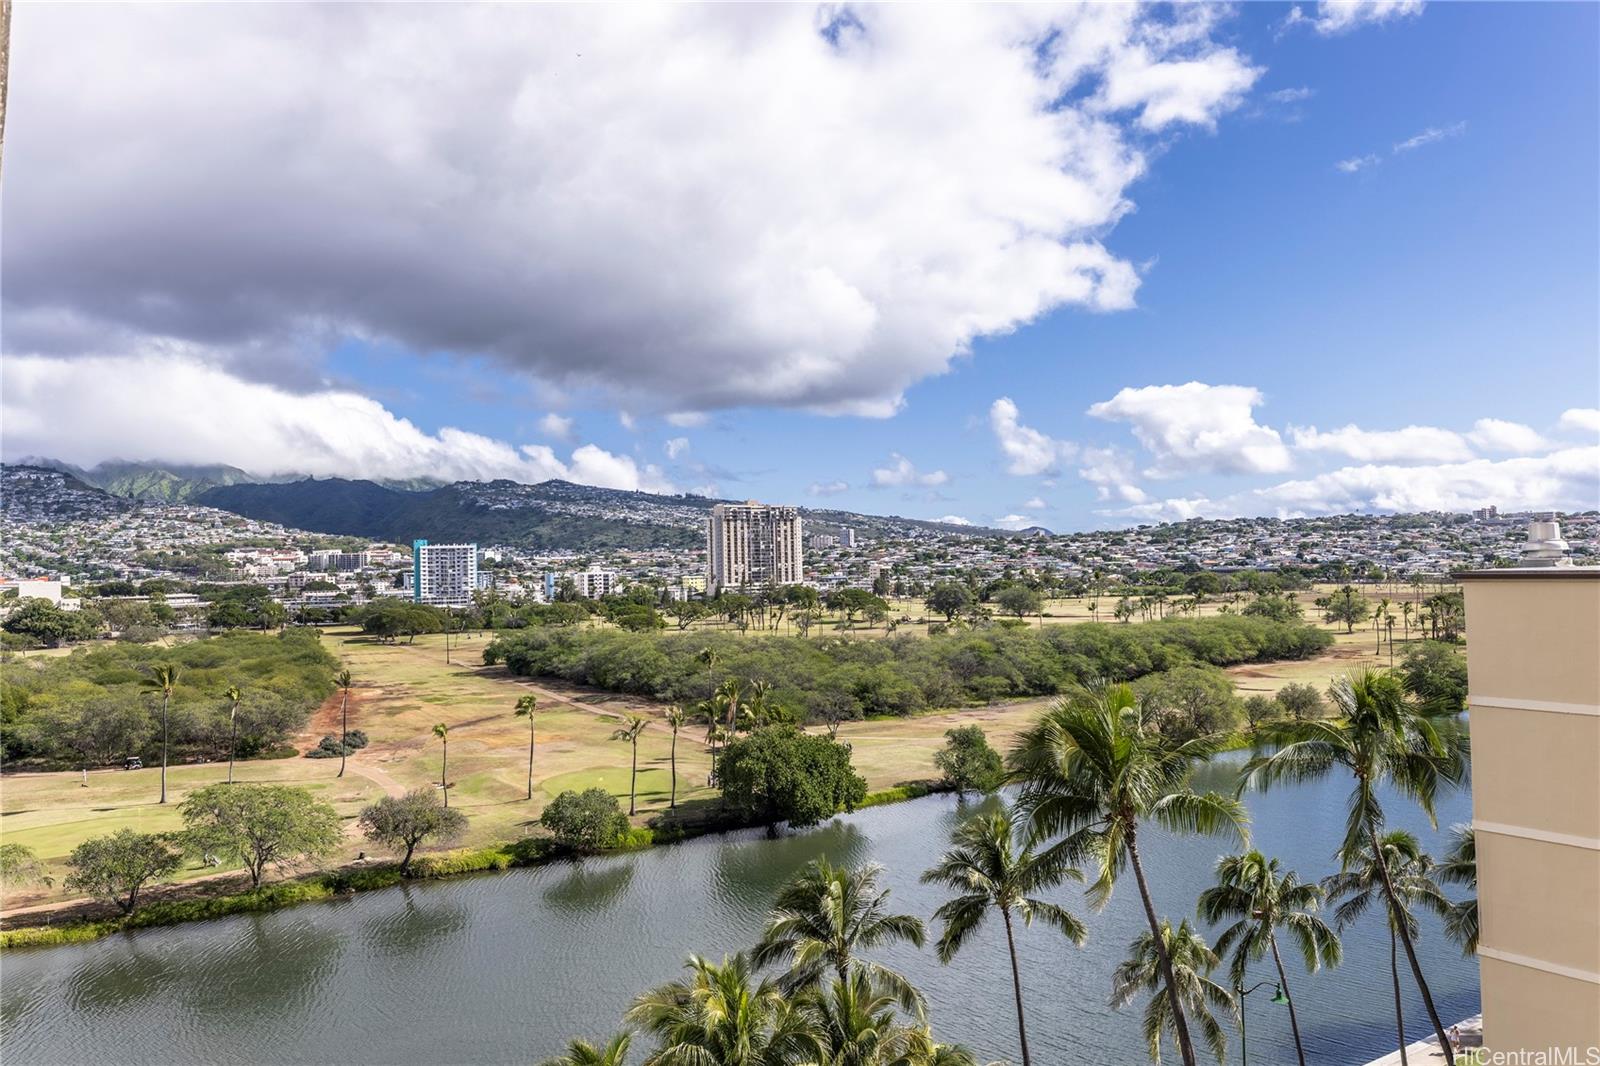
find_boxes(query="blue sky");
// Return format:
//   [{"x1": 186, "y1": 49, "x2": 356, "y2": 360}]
[{"x1": 5, "y1": 2, "x2": 1598, "y2": 529}]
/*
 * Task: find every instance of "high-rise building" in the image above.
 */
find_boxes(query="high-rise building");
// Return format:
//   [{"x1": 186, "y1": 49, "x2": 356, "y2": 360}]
[
  {"x1": 543, "y1": 569, "x2": 617, "y2": 601},
  {"x1": 1457, "y1": 521, "x2": 1599, "y2": 1055},
  {"x1": 841, "y1": 528, "x2": 857, "y2": 548},
  {"x1": 706, "y1": 501, "x2": 803, "y2": 593},
  {"x1": 412, "y1": 540, "x2": 478, "y2": 607}
]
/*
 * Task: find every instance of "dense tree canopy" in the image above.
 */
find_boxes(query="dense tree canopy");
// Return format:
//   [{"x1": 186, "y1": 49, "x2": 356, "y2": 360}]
[{"x1": 718, "y1": 726, "x2": 867, "y2": 833}]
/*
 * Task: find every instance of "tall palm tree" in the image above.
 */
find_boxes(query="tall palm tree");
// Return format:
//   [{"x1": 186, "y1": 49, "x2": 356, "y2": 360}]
[
  {"x1": 223, "y1": 684, "x2": 243, "y2": 785},
  {"x1": 1111, "y1": 918, "x2": 1236, "y2": 1066},
  {"x1": 920, "y1": 807, "x2": 1088, "y2": 1066},
  {"x1": 1198, "y1": 851, "x2": 1341, "y2": 1066},
  {"x1": 1010, "y1": 682, "x2": 1247, "y2": 1066},
  {"x1": 664, "y1": 706, "x2": 685, "y2": 810},
  {"x1": 537, "y1": 1032, "x2": 632, "y2": 1066},
  {"x1": 1323, "y1": 830, "x2": 1451, "y2": 1066},
  {"x1": 698, "y1": 646, "x2": 720, "y2": 701},
  {"x1": 514, "y1": 694, "x2": 537, "y2": 801},
  {"x1": 432, "y1": 722, "x2": 450, "y2": 807},
  {"x1": 141, "y1": 664, "x2": 180, "y2": 803},
  {"x1": 612, "y1": 715, "x2": 648, "y2": 817},
  {"x1": 747, "y1": 679, "x2": 773, "y2": 730},
  {"x1": 715, "y1": 678, "x2": 745, "y2": 733},
  {"x1": 752, "y1": 859, "x2": 927, "y2": 1016},
  {"x1": 1437, "y1": 825, "x2": 1477, "y2": 955},
  {"x1": 626, "y1": 953, "x2": 816, "y2": 1066},
  {"x1": 1240, "y1": 669, "x2": 1467, "y2": 1054},
  {"x1": 335, "y1": 669, "x2": 353, "y2": 779}
]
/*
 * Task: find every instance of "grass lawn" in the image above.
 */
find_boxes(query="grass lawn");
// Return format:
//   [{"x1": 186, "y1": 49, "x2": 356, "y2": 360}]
[{"x1": 1, "y1": 611, "x2": 1435, "y2": 913}]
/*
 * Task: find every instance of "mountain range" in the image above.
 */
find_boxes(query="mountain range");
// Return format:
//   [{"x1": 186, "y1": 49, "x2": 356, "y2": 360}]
[{"x1": 7, "y1": 459, "x2": 1007, "y2": 549}]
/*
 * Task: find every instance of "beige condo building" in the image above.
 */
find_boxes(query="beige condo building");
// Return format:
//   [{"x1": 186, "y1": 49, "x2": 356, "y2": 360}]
[
  {"x1": 706, "y1": 501, "x2": 803, "y2": 593},
  {"x1": 1459, "y1": 524, "x2": 1600, "y2": 1056}
]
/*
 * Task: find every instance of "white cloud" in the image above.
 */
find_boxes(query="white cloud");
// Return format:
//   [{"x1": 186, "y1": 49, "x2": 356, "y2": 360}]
[
  {"x1": 1023, "y1": 496, "x2": 1047, "y2": 510},
  {"x1": 1088, "y1": 382, "x2": 1292, "y2": 477},
  {"x1": 1285, "y1": 1, "x2": 1424, "y2": 36},
  {"x1": 1465, "y1": 418, "x2": 1548, "y2": 456},
  {"x1": 936, "y1": 515, "x2": 973, "y2": 526},
  {"x1": 665, "y1": 412, "x2": 708, "y2": 428},
  {"x1": 1559, "y1": 408, "x2": 1600, "y2": 434},
  {"x1": 539, "y1": 413, "x2": 575, "y2": 441},
  {"x1": 1077, "y1": 445, "x2": 1150, "y2": 503},
  {"x1": 664, "y1": 437, "x2": 690, "y2": 460},
  {"x1": 993, "y1": 514, "x2": 1034, "y2": 530},
  {"x1": 1113, "y1": 447, "x2": 1600, "y2": 521},
  {"x1": 989, "y1": 397, "x2": 1076, "y2": 475},
  {"x1": 808, "y1": 480, "x2": 850, "y2": 498},
  {"x1": 1336, "y1": 154, "x2": 1380, "y2": 174},
  {"x1": 871, "y1": 453, "x2": 949, "y2": 488},
  {"x1": 5, "y1": 5, "x2": 1261, "y2": 417},
  {"x1": 1394, "y1": 121, "x2": 1466, "y2": 153},
  {"x1": 1267, "y1": 87, "x2": 1315, "y2": 103},
  {"x1": 618, "y1": 412, "x2": 637, "y2": 432},
  {"x1": 1289, "y1": 423, "x2": 1475, "y2": 463},
  {"x1": 1, "y1": 353, "x2": 673, "y2": 492}
]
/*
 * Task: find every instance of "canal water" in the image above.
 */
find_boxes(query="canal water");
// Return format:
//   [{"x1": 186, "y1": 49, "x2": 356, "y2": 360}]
[{"x1": 2, "y1": 754, "x2": 1476, "y2": 1066}]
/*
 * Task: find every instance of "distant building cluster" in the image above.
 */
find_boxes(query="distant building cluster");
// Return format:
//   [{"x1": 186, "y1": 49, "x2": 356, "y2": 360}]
[{"x1": 706, "y1": 501, "x2": 804, "y2": 594}]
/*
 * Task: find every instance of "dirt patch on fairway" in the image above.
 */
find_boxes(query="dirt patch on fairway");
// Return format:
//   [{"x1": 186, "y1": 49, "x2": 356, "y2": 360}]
[{"x1": 298, "y1": 688, "x2": 376, "y2": 753}]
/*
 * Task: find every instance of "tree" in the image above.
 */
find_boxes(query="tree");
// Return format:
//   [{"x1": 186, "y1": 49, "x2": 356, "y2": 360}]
[
  {"x1": 2, "y1": 597, "x2": 98, "y2": 647},
  {"x1": 806, "y1": 971, "x2": 974, "y2": 1066},
  {"x1": 537, "y1": 1033, "x2": 632, "y2": 1066},
  {"x1": 921, "y1": 807, "x2": 1086, "y2": 1066},
  {"x1": 540, "y1": 788, "x2": 628, "y2": 853},
  {"x1": 1111, "y1": 919, "x2": 1235, "y2": 1065},
  {"x1": 932, "y1": 725, "x2": 1004, "y2": 795},
  {"x1": 432, "y1": 722, "x2": 450, "y2": 806},
  {"x1": 698, "y1": 646, "x2": 720, "y2": 700},
  {"x1": 335, "y1": 669, "x2": 353, "y2": 779},
  {"x1": 1437, "y1": 825, "x2": 1477, "y2": 955},
  {"x1": 180, "y1": 783, "x2": 340, "y2": 888},
  {"x1": 1198, "y1": 851, "x2": 1341, "y2": 1066},
  {"x1": 718, "y1": 726, "x2": 867, "y2": 835},
  {"x1": 1241, "y1": 592, "x2": 1302, "y2": 624},
  {"x1": 1323, "y1": 830, "x2": 1451, "y2": 1066},
  {"x1": 625, "y1": 954, "x2": 815, "y2": 1066},
  {"x1": 665, "y1": 706, "x2": 685, "y2": 810},
  {"x1": 1318, "y1": 585, "x2": 1370, "y2": 633},
  {"x1": 64, "y1": 829, "x2": 182, "y2": 914},
  {"x1": 358, "y1": 788, "x2": 468, "y2": 874},
  {"x1": 1242, "y1": 694, "x2": 1276, "y2": 735},
  {"x1": 141, "y1": 664, "x2": 180, "y2": 804},
  {"x1": 514, "y1": 694, "x2": 537, "y2": 801},
  {"x1": 925, "y1": 582, "x2": 974, "y2": 624},
  {"x1": 611, "y1": 715, "x2": 648, "y2": 816},
  {"x1": 1398, "y1": 642, "x2": 1468, "y2": 715},
  {"x1": 1274, "y1": 682, "x2": 1325, "y2": 721},
  {"x1": 1132, "y1": 664, "x2": 1240, "y2": 742},
  {"x1": 1010, "y1": 682, "x2": 1247, "y2": 1066},
  {"x1": 752, "y1": 859, "x2": 927, "y2": 1015},
  {"x1": 995, "y1": 585, "x2": 1042, "y2": 624},
  {"x1": 223, "y1": 684, "x2": 243, "y2": 784},
  {"x1": 1241, "y1": 670, "x2": 1468, "y2": 1056},
  {"x1": 0, "y1": 842, "x2": 52, "y2": 891}
]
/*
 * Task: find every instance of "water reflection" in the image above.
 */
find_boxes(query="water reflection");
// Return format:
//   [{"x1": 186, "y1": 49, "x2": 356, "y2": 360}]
[
  {"x1": 540, "y1": 857, "x2": 638, "y2": 912},
  {"x1": 360, "y1": 886, "x2": 471, "y2": 954}
]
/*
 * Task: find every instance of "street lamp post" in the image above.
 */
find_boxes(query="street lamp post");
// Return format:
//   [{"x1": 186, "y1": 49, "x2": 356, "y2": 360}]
[{"x1": 1235, "y1": 980, "x2": 1289, "y2": 1066}]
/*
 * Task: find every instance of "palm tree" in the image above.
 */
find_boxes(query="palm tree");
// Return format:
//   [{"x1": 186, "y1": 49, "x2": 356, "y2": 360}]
[
  {"x1": 664, "y1": 706, "x2": 685, "y2": 810},
  {"x1": 920, "y1": 806, "x2": 1087, "y2": 1066},
  {"x1": 514, "y1": 694, "x2": 537, "y2": 801},
  {"x1": 335, "y1": 669, "x2": 353, "y2": 779},
  {"x1": 1010, "y1": 682, "x2": 1247, "y2": 1066},
  {"x1": 747, "y1": 679, "x2": 773, "y2": 730},
  {"x1": 1437, "y1": 825, "x2": 1477, "y2": 955},
  {"x1": 1197, "y1": 851, "x2": 1341, "y2": 1066},
  {"x1": 715, "y1": 677, "x2": 744, "y2": 733},
  {"x1": 1111, "y1": 918, "x2": 1236, "y2": 1065},
  {"x1": 223, "y1": 684, "x2": 243, "y2": 785},
  {"x1": 1240, "y1": 670, "x2": 1467, "y2": 1055},
  {"x1": 141, "y1": 664, "x2": 180, "y2": 803},
  {"x1": 752, "y1": 859, "x2": 927, "y2": 1015},
  {"x1": 432, "y1": 722, "x2": 450, "y2": 807},
  {"x1": 806, "y1": 971, "x2": 975, "y2": 1066},
  {"x1": 698, "y1": 646, "x2": 720, "y2": 701},
  {"x1": 1323, "y1": 830, "x2": 1451, "y2": 1066},
  {"x1": 612, "y1": 715, "x2": 648, "y2": 816},
  {"x1": 626, "y1": 953, "x2": 816, "y2": 1066},
  {"x1": 537, "y1": 1032, "x2": 631, "y2": 1066}
]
